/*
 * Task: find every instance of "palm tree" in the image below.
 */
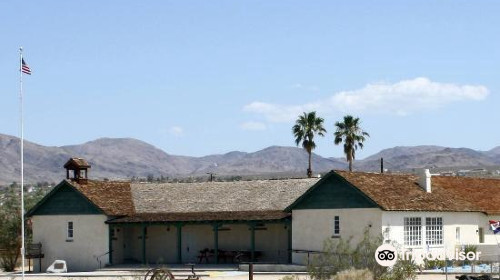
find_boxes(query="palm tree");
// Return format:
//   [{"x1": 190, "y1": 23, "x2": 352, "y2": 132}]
[
  {"x1": 334, "y1": 115, "x2": 370, "y2": 172},
  {"x1": 292, "y1": 111, "x2": 327, "y2": 178}
]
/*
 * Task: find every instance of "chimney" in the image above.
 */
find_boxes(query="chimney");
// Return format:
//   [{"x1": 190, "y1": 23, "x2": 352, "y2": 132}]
[
  {"x1": 64, "y1": 158, "x2": 91, "y2": 184},
  {"x1": 418, "y1": 169, "x2": 432, "y2": 193}
]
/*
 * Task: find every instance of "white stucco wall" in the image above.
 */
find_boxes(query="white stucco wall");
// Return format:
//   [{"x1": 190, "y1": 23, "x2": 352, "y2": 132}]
[
  {"x1": 291, "y1": 209, "x2": 500, "y2": 265},
  {"x1": 255, "y1": 223, "x2": 289, "y2": 262},
  {"x1": 32, "y1": 214, "x2": 109, "y2": 272},
  {"x1": 146, "y1": 226, "x2": 178, "y2": 263},
  {"x1": 291, "y1": 208, "x2": 383, "y2": 264},
  {"x1": 382, "y1": 211, "x2": 500, "y2": 261}
]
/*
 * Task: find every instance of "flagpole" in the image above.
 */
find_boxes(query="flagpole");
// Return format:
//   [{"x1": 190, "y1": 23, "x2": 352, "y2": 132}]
[{"x1": 19, "y1": 47, "x2": 26, "y2": 280}]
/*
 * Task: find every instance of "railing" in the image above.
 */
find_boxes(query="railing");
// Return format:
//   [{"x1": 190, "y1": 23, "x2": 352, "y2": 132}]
[
  {"x1": 96, "y1": 250, "x2": 113, "y2": 269},
  {"x1": 422, "y1": 254, "x2": 500, "y2": 278},
  {"x1": 292, "y1": 250, "x2": 500, "y2": 278},
  {"x1": 291, "y1": 249, "x2": 325, "y2": 266}
]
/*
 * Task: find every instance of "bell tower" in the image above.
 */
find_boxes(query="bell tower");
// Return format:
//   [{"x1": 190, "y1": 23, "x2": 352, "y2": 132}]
[{"x1": 64, "y1": 158, "x2": 90, "y2": 184}]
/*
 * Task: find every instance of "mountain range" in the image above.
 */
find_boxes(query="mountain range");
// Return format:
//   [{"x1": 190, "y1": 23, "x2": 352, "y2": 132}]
[{"x1": 0, "y1": 133, "x2": 499, "y2": 185}]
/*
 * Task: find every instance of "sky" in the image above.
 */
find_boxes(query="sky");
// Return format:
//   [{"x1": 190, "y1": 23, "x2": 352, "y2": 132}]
[{"x1": 1, "y1": 0, "x2": 499, "y2": 159}]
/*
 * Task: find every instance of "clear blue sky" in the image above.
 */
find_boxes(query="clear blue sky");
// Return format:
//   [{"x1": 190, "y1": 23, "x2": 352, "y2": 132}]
[{"x1": 1, "y1": 0, "x2": 499, "y2": 158}]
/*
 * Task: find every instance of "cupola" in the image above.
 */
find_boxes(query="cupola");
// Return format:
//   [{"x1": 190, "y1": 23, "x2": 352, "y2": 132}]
[{"x1": 64, "y1": 158, "x2": 90, "y2": 184}]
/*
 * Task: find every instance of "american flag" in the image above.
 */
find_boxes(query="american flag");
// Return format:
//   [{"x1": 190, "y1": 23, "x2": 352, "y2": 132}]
[
  {"x1": 21, "y1": 58, "x2": 31, "y2": 75},
  {"x1": 490, "y1": 220, "x2": 500, "y2": 234}
]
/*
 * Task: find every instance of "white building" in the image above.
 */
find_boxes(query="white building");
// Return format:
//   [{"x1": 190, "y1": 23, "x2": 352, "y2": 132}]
[{"x1": 27, "y1": 158, "x2": 500, "y2": 271}]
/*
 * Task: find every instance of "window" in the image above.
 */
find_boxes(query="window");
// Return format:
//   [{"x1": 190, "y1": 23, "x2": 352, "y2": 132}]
[
  {"x1": 333, "y1": 216, "x2": 340, "y2": 236},
  {"x1": 456, "y1": 227, "x2": 461, "y2": 243},
  {"x1": 67, "y1": 221, "x2": 74, "y2": 239},
  {"x1": 426, "y1": 217, "x2": 443, "y2": 245},
  {"x1": 479, "y1": 227, "x2": 484, "y2": 243},
  {"x1": 404, "y1": 217, "x2": 421, "y2": 246}
]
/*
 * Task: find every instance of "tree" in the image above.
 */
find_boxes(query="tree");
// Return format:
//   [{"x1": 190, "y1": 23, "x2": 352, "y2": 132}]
[
  {"x1": 334, "y1": 115, "x2": 369, "y2": 172},
  {"x1": 0, "y1": 185, "x2": 45, "y2": 271},
  {"x1": 292, "y1": 111, "x2": 327, "y2": 178}
]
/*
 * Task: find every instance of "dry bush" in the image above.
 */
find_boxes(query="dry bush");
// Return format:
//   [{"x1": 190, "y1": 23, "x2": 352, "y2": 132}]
[
  {"x1": 333, "y1": 268, "x2": 374, "y2": 280},
  {"x1": 280, "y1": 275, "x2": 303, "y2": 280}
]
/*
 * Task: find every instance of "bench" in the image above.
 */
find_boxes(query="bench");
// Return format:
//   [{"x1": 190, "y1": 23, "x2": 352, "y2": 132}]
[{"x1": 25, "y1": 243, "x2": 44, "y2": 272}]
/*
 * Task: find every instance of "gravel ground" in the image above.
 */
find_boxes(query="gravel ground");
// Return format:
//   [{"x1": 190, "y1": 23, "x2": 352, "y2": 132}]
[{"x1": 0, "y1": 272, "x2": 478, "y2": 280}]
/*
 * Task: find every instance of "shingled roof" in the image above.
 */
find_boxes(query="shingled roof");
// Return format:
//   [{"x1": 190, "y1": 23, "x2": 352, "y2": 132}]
[
  {"x1": 432, "y1": 176, "x2": 500, "y2": 215},
  {"x1": 335, "y1": 170, "x2": 500, "y2": 214},
  {"x1": 109, "y1": 179, "x2": 318, "y2": 223},
  {"x1": 68, "y1": 178, "x2": 318, "y2": 222},
  {"x1": 63, "y1": 158, "x2": 90, "y2": 168},
  {"x1": 30, "y1": 170, "x2": 500, "y2": 222},
  {"x1": 130, "y1": 179, "x2": 317, "y2": 214},
  {"x1": 70, "y1": 179, "x2": 135, "y2": 216}
]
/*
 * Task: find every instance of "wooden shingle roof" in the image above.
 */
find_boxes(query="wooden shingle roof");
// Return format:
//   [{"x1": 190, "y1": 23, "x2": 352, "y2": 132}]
[
  {"x1": 335, "y1": 170, "x2": 500, "y2": 214},
  {"x1": 130, "y1": 179, "x2": 318, "y2": 214},
  {"x1": 69, "y1": 178, "x2": 318, "y2": 222},
  {"x1": 70, "y1": 179, "x2": 135, "y2": 216},
  {"x1": 63, "y1": 158, "x2": 90, "y2": 168},
  {"x1": 33, "y1": 170, "x2": 500, "y2": 222}
]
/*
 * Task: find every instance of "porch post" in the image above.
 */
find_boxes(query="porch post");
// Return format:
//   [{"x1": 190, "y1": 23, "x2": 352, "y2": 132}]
[
  {"x1": 286, "y1": 222, "x2": 292, "y2": 263},
  {"x1": 108, "y1": 225, "x2": 113, "y2": 265},
  {"x1": 249, "y1": 223, "x2": 256, "y2": 262},
  {"x1": 142, "y1": 224, "x2": 147, "y2": 264},
  {"x1": 176, "y1": 224, "x2": 183, "y2": 264},
  {"x1": 213, "y1": 224, "x2": 219, "y2": 264}
]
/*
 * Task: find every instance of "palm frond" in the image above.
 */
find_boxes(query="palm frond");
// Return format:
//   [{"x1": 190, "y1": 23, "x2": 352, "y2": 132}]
[{"x1": 333, "y1": 115, "x2": 370, "y2": 170}]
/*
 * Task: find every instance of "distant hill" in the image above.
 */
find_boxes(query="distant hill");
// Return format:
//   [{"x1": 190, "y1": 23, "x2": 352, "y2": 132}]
[
  {"x1": 487, "y1": 146, "x2": 500, "y2": 157},
  {"x1": 362, "y1": 145, "x2": 446, "y2": 161},
  {"x1": 1, "y1": 133, "x2": 499, "y2": 185},
  {"x1": 357, "y1": 147, "x2": 499, "y2": 172},
  {"x1": 0, "y1": 134, "x2": 345, "y2": 184}
]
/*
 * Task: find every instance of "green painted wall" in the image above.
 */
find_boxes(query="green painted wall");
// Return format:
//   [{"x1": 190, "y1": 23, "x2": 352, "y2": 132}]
[
  {"x1": 30, "y1": 183, "x2": 102, "y2": 215},
  {"x1": 292, "y1": 174, "x2": 378, "y2": 209}
]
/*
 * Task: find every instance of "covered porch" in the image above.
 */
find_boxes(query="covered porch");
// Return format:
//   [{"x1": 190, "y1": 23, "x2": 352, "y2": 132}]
[{"x1": 108, "y1": 219, "x2": 292, "y2": 265}]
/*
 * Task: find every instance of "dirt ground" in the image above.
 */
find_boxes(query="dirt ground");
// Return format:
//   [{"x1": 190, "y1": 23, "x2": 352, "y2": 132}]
[{"x1": 0, "y1": 272, "x2": 479, "y2": 280}]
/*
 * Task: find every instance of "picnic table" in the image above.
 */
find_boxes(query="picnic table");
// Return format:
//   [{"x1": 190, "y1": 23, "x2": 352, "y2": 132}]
[{"x1": 197, "y1": 249, "x2": 262, "y2": 263}]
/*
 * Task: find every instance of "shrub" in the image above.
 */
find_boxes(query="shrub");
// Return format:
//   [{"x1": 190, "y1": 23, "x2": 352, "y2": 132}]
[
  {"x1": 379, "y1": 258, "x2": 419, "y2": 280},
  {"x1": 423, "y1": 258, "x2": 445, "y2": 269},
  {"x1": 333, "y1": 268, "x2": 374, "y2": 280},
  {"x1": 352, "y1": 228, "x2": 386, "y2": 278},
  {"x1": 308, "y1": 228, "x2": 391, "y2": 280},
  {"x1": 280, "y1": 275, "x2": 303, "y2": 280},
  {"x1": 463, "y1": 244, "x2": 478, "y2": 265},
  {"x1": 308, "y1": 236, "x2": 354, "y2": 280}
]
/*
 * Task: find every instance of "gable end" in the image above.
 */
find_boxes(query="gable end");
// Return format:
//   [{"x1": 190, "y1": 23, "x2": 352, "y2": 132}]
[
  {"x1": 27, "y1": 181, "x2": 103, "y2": 216},
  {"x1": 287, "y1": 171, "x2": 380, "y2": 210}
]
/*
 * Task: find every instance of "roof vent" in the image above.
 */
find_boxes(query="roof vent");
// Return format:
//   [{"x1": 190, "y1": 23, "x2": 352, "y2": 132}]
[
  {"x1": 418, "y1": 169, "x2": 432, "y2": 193},
  {"x1": 64, "y1": 158, "x2": 90, "y2": 184}
]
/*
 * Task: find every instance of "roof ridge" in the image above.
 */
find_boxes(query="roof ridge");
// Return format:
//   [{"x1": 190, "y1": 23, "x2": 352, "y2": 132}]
[
  {"x1": 130, "y1": 177, "x2": 319, "y2": 185},
  {"x1": 334, "y1": 169, "x2": 415, "y2": 177}
]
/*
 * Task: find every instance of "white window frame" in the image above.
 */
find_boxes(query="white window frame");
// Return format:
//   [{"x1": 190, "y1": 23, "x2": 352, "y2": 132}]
[
  {"x1": 67, "y1": 221, "x2": 74, "y2": 240},
  {"x1": 425, "y1": 217, "x2": 443, "y2": 246},
  {"x1": 333, "y1": 216, "x2": 340, "y2": 237},
  {"x1": 404, "y1": 217, "x2": 422, "y2": 247}
]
